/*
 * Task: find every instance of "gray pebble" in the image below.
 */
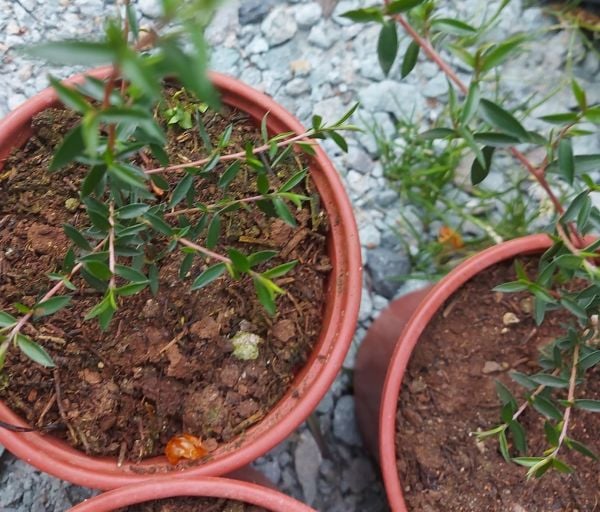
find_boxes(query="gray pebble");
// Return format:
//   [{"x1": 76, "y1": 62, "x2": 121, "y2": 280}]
[
  {"x1": 366, "y1": 243, "x2": 411, "y2": 299},
  {"x1": 294, "y1": 431, "x2": 322, "y2": 505},
  {"x1": 261, "y1": 7, "x2": 298, "y2": 47},
  {"x1": 333, "y1": 395, "x2": 363, "y2": 447},
  {"x1": 294, "y1": 2, "x2": 323, "y2": 29},
  {"x1": 238, "y1": 0, "x2": 276, "y2": 25}
]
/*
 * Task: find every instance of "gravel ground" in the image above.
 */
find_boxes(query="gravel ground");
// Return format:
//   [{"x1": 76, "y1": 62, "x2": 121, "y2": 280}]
[{"x1": 1, "y1": 0, "x2": 599, "y2": 511}]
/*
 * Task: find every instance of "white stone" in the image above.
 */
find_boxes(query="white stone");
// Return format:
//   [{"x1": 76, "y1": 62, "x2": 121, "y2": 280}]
[
  {"x1": 261, "y1": 6, "x2": 297, "y2": 47},
  {"x1": 294, "y1": 2, "x2": 322, "y2": 29}
]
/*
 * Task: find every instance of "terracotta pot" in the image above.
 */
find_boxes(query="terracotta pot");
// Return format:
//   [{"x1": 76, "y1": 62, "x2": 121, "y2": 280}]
[
  {"x1": 354, "y1": 234, "x2": 553, "y2": 511},
  {"x1": 0, "y1": 67, "x2": 361, "y2": 489},
  {"x1": 68, "y1": 477, "x2": 315, "y2": 511}
]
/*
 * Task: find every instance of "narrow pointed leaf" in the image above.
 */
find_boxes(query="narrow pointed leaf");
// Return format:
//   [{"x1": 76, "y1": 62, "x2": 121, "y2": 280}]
[
  {"x1": 16, "y1": 334, "x2": 55, "y2": 367},
  {"x1": 191, "y1": 263, "x2": 227, "y2": 290}
]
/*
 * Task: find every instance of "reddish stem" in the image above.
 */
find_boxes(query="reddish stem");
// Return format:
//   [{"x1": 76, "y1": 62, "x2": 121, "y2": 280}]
[
  {"x1": 389, "y1": 10, "x2": 582, "y2": 245},
  {"x1": 144, "y1": 131, "x2": 315, "y2": 175}
]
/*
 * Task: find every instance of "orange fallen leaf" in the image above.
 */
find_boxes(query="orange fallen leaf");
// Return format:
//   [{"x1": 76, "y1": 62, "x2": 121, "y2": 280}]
[
  {"x1": 165, "y1": 433, "x2": 207, "y2": 465},
  {"x1": 438, "y1": 226, "x2": 464, "y2": 249}
]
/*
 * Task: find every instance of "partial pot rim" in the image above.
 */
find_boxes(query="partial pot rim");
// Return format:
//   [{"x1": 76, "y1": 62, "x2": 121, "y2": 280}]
[
  {"x1": 0, "y1": 66, "x2": 362, "y2": 488},
  {"x1": 68, "y1": 477, "x2": 316, "y2": 511},
  {"x1": 378, "y1": 234, "x2": 554, "y2": 510}
]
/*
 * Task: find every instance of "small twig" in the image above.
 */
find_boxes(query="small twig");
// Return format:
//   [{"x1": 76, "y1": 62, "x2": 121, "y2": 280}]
[
  {"x1": 108, "y1": 201, "x2": 117, "y2": 290},
  {"x1": 36, "y1": 393, "x2": 57, "y2": 427},
  {"x1": 6, "y1": 238, "x2": 107, "y2": 344},
  {"x1": 551, "y1": 344, "x2": 580, "y2": 458},
  {"x1": 178, "y1": 237, "x2": 232, "y2": 264},
  {"x1": 53, "y1": 368, "x2": 78, "y2": 445},
  {"x1": 144, "y1": 131, "x2": 317, "y2": 175},
  {"x1": 165, "y1": 194, "x2": 267, "y2": 218}
]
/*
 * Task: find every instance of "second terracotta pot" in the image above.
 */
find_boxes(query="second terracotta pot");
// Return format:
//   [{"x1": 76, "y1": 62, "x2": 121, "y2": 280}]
[
  {"x1": 354, "y1": 234, "x2": 553, "y2": 511},
  {"x1": 68, "y1": 477, "x2": 315, "y2": 511}
]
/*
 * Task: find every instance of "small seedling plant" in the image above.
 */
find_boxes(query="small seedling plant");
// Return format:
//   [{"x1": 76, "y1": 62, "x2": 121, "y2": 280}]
[
  {"x1": 0, "y1": 1, "x2": 356, "y2": 378},
  {"x1": 345, "y1": 0, "x2": 600, "y2": 477}
]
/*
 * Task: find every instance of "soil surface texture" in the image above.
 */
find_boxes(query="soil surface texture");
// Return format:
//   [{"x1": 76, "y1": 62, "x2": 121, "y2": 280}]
[
  {"x1": 120, "y1": 496, "x2": 267, "y2": 511},
  {"x1": 395, "y1": 258, "x2": 600, "y2": 512},
  {"x1": 0, "y1": 97, "x2": 329, "y2": 464}
]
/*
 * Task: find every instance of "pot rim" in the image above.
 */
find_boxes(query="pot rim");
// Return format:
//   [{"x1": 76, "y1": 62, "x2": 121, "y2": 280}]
[
  {"x1": 0, "y1": 67, "x2": 361, "y2": 488},
  {"x1": 378, "y1": 234, "x2": 554, "y2": 510},
  {"x1": 68, "y1": 477, "x2": 315, "y2": 511}
]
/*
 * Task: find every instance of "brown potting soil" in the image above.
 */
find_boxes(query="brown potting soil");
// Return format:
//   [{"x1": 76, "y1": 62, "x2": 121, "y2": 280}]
[
  {"x1": 119, "y1": 496, "x2": 267, "y2": 511},
  {"x1": 395, "y1": 258, "x2": 600, "y2": 511},
  {"x1": 0, "y1": 96, "x2": 329, "y2": 463}
]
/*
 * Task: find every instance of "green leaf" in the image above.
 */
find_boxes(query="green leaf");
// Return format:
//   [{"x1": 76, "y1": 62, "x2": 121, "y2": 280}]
[
  {"x1": 115, "y1": 282, "x2": 148, "y2": 296},
  {"x1": 532, "y1": 395, "x2": 563, "y2": 420},
  {"x1": 544, "y1": 421, "x2": 560, "y2": 446},
  {"x1": 109, "y1": 162, "x2": 147, "y2": 190},
  {"x1": 470, "y1": 146, "x2": 495, "y2": 185},
  {"x1": 191, "y1": 263, "x2": 227, "y2": 290},
  {"x1": 121, "y1": 52, "x2": 160, "y2": 99},
  {"x1": 228, "y1": 249, "x2": 250, "y2": 273},
  {"x1": 341, "y1": 7, "x2": 384, "y2": 23},
  {"x1": 81, "y1": 165, "x2": 106, "y2": 197},
  {"x1": 117, "y1": 203, "x2": 150, "y2": 219},
  {"x1": 253, "y1": 276, "x2": 276, "y2": 316},
  {"x1": 27, "y1": 41, "x2": 115, "y2": 65},
  {"x1": 579, "y1": 350, "x2": 600, "y2": 370},
  {"x1": 498, "y1": 430, "x2": 510, "y2": 462},
  {"x1": 84, "y1": 295, "x2": 112, "y2": 321},
  {"x1": 50, "y1": 125, "x2": 85, "y2": 171},
  {"x1": 573, "y1": 399, "x2": 600, "y2": 412},
  {"x1": 179, "y1": 252, "x2": 195, "y2": 279},
  {"x1": 328, "y1": 131, "x2": 349, "y2": 152},
  {"x1": 206, "y1": 215, "x2": 221, "y2": 249},
  {"x1": 401, "y1": 40, "x2": 419, "y2": 79},
  {"x1": 479, "y1": 99, "x2": 529, "y2": 141},
  {"x1": 16, "y1": 334, "x2": 55, "y2": 367},
  {"x1": 557, "y1": 138, "x2": 574, "y2": 185},
  {"x1": 34, "y1": 296, "x2": 71, "y2": 317},
  {"x1": 566, "y1": 438, "x2": 598, "y2": 460},
  {"x1": 279, "y1": 169, "x2": 308, "y2": 193},
  {"x1": 495, "y1": 381, "x2": 516, "y2": 407},
  {"x1": 480, "y1": 36, "x2": 525, "y2": 73},
  {"x1": 539, "y1": 112, "x2": 580, "y2": 124},
  {"x1": 114, "y1": 265, "x2": 147, "y2": 282},
  {"x1": 63, "y1": 224, "x2": 92, "y2": 251},
  {"x1": 218, "y1": 161, "x2": 242, "y2": 189},
  {"x1": 530, "y1": 373, "x2": 569, "y2": 388},
  {"x1": 560, "y1": 297, "x2": 587, "y2": 319},
  {"x1": 144, "y1": 212, "x2": 173, "y2": 237},
  {"x1": 513, "y1": 456, "x2": 545, "y2": 468},
  {"x1": 460, "y1": 82, "x2": 480, "y2": 125},
  {"x1": 273, "y1": 197, "x2": 296, "y2": 227},
  {"x1": 378, "y1": 21, "x2": 398, "y2": 76},
  {"x1": 126, "y1": 3, "x2": 139, "y2": 39},
  {"x1": 385, "y1": 0, "x2": 426, "y2": 13},
  {"x1": 0, "y1": 311, "x2": 17, "y2": 328},
  {"x1": 262, "y1": 261, "x2": 298, "y2": 279},
  {"x1": 169, "y1": 173, "x2": 194, "y2": 208},
  {"x1": 585, "y1": 106, "x2": 600, "y2": 124},
  {"x1": 571, "y1": 79, "x2": 587, "y2": 112},
  {"x1": 431, "y1": 18, "x2": 477, "y2": 36},
  {"x1": 248, "y1": 251, "x2": 278, "y2": 267},
  {"x1": 551, "y1": 458, "x2": 573, "y2": 474},
  {"x1": 85, "y1": 261, "x2": 112, "y2": 281},
  {"x1": 472, "y1": 133, "x2": 521, "y2": 147},
  {"x1": 418, "y1": 128, "x2": 456, "y2": 140},
  {"x1": 508, "y1": 420, "x2": 527, "y2": 454},
  {"x1": 148, "y1": 263, "x2": 159, "y2": 295},
  {"x1": 509, "y1": 371, "x2": 538, "y2": 390},
  {"x1": 562, "y1": 191, "x2": 590, "y2": 223}
]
